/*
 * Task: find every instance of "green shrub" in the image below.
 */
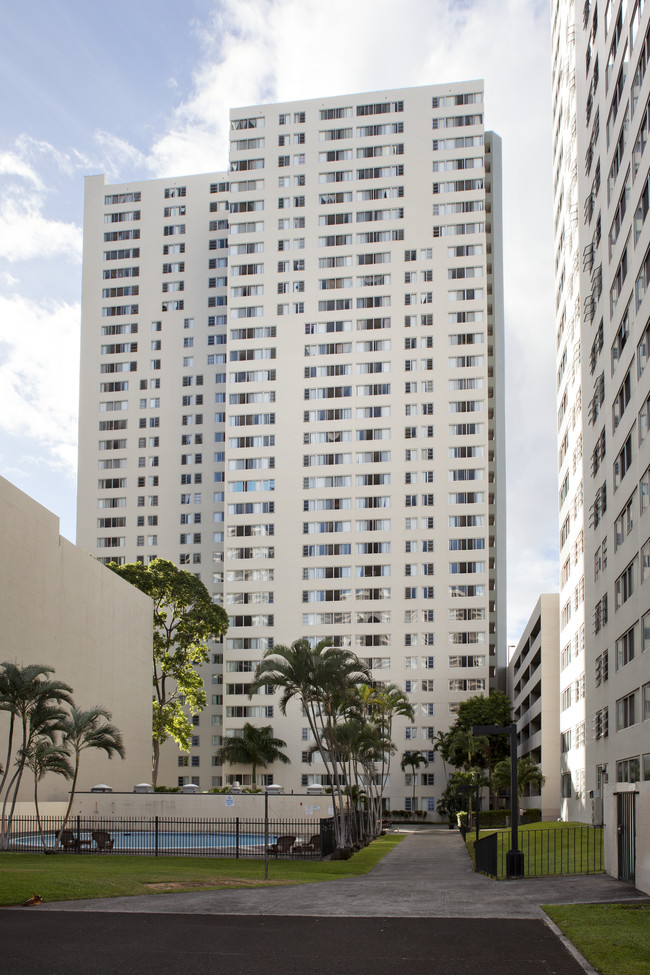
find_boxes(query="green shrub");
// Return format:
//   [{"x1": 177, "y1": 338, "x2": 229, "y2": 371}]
[
  {"x1": 154, "y1": 785, "x2": 181, "y2": 793},
  {"x1": 521, "y1": 808, "x2": 541, "y2": 823},
  {"x1": 476, "y1": 809, "x2": 509, "y2": 828}
]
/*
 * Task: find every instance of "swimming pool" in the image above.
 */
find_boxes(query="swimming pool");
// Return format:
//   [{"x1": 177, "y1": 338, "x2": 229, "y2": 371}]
[{"x1": 12, "y1": 829, "x2": 278, "y2": 853}]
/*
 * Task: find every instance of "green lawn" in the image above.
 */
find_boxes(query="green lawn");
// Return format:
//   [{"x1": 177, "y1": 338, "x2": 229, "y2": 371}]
[
  {"x1": 0, "y1": 833, "x2": 403, "y2": 906},
  {"x1": 544, "y1": 903, "x2": 650, "y2": 975},
  {"x1": 465, "y1": 822, "x2": 604, "y2": 879}
]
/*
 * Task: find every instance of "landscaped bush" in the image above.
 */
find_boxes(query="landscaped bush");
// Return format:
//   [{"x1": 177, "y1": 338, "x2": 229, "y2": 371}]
[
  {"x1": 521, "y1": 808, "x2": 541, "y2": 824},
  {"x1": 475, "y1": 810, "x2": 508, "y2": 828},
  {"x1": 475, "y1": 808, "x2": 542, "y2": 828},
  {"x1": 154, "y1": 785, "x2": 181, "y2": 793}
]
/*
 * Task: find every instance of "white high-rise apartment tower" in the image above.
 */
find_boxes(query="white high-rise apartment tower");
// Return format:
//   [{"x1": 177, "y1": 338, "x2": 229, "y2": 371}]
[
  {"x1": 77, "y1": 82, "x2": 506, "y2": 811},
  {"x1": 552, "y1": 0, "x2": 650, "y2": 819}
]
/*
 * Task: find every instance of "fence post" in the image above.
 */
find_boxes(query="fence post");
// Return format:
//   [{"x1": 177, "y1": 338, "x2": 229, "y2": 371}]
[
  {"x1": 155, "y1": 816, "x2": 159, "y2": 857},
  {"x1": 76, "y1": 815, "x2": 81, "y2": 854},
  {"x1": 264, "y1": 793, "x2": 269, "y2": 880},
  {"x1": 236, "y1": 817, "x2": 240, "y2": 860}
]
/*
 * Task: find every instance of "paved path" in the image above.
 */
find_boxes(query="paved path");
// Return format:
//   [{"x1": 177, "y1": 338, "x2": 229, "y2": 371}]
[{"x1": 30, "y1": 826, "x2": 649, "y2": 918}]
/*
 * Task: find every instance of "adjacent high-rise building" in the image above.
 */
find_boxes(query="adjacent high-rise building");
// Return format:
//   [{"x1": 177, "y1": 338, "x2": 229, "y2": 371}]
[
  {"x1": 552, "y1": 0, "x2": 650, "y2": 819},
  {"x1": 508, "y1": 595, "x2": 561, "y2": 819},
  {"x1": 77, "y1": 82, "x2": 506, "y2": 810}
]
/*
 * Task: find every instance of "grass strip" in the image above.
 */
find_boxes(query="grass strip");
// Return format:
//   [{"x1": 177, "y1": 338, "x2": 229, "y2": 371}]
[
  {"x1": 543, "y1": 903, "x2": 650, "y2": 975},
  {"x1": 0, "y1": 833, "x2": 404, "y2": 906},
  {"x1": 465, "y1": 822, "x2": 604, "y2": 879}
]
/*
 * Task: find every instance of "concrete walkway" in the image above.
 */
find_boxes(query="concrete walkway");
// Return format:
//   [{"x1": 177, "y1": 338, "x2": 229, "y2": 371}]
[{"x1": 32, "y1": 825, "x2": 650, "y2": 918}]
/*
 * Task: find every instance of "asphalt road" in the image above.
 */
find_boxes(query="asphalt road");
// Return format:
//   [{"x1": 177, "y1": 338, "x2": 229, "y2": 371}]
[{"x1": 1, "y1": 913, "x2": 589, "y2": 975}]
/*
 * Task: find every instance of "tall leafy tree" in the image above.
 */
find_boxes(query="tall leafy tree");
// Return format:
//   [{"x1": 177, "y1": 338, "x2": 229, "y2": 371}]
[
  {"x1": 439, "y1": 691, "x2": 512, "y2": 773},
  {"x1": 108, "y1": 558, "x2": 228, "y2": 784},
  {"x1": 0, "y1": 663, "x2": 73, "y2": 849},
  {"x1": 217, "y1": 723, "x2": 289, "y2": 785}
]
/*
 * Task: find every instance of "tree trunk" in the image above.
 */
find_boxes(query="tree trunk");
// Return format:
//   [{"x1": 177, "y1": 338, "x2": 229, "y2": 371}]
[
  {"x1": 152, "y1": 738, "x2": 160, "y2": 787},
  {"x1": 0, "y1": 714, "x2": 15, "y2": 798},
  {"x1": 0, "y1": 764, "x2": 23, "y2": 850},
  {"x1": 56, "y1": 758, "x2": 80, "y2": 845}
]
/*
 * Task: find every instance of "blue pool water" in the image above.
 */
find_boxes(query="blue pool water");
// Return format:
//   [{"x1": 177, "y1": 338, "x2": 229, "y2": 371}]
[{"x1": 13, "y1": 830, "x2": 277, "y2": 852}]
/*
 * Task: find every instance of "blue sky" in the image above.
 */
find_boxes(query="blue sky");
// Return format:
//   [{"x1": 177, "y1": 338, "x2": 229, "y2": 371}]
[{"x1": 0, "y1": 0, "x2": 556, "y2": 643}]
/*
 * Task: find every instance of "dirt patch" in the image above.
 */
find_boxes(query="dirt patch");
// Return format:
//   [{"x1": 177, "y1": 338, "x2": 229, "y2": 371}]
[{"x1": 144, "y1": 878, "x2": 285, "y2": 892}]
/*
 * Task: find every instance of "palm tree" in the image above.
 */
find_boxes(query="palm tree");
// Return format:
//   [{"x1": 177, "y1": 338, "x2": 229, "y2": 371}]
[
  {"x1": 58, "y1": 706, "x2": 125, "y2": 838},
  {"x1": 250, "y1": 639, "x2": 370, "y2": 851},
  {"x1": 400, "y1": 751, "x2": 428, "y2": 815},
  {"x1": 23, "y1": 742, "x2": 73, "y2": 850},
  {"x1": 217, "y1": 723, "x2": 289, "y2": 785},
  {"x1": 0, "y1": 662, "x2": 73, "y2": 849},
  {"x1": 372, "y1": 684, "x2": 415, "y2": 803},
  {"x1": 432, "y1": 730, "x2": 450, "y2": 786},
  {"x1": 491, "y1": 756, "x2": 546, "y2": 820}
]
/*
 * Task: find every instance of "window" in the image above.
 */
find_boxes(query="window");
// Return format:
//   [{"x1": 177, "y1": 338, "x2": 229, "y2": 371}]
[
  {"x1": 616, "y1": 757, "x2": 640, "y2": 782},
  {"x1": 616, "y1": 691, "x2": 638, "y2": 730},
  {"x1": 613, "y1": 431, "x2": 633, "y2": 491},
  {"x1": 616, "y1": 623, "x2": 637, "y2": 670},
  {"x1": 615, "y1": 556, "x2": 637, "y2": 609}
]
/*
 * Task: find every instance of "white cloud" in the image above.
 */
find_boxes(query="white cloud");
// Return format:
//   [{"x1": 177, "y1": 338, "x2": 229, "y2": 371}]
[
  {"x1": 0, "y1": 293, "x2": 79, "y2": 471},
  {"x1": 0, "y1": 151, "x2": 44, "y2": 190},
  {"x1": 0, "y1": 197, "x2": 82, "y2": 263},
  {"x1": 93, "y1": 131, "x2": 149, "y2": 183}
]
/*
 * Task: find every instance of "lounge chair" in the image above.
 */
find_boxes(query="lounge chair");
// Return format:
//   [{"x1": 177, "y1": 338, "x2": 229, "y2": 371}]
[
  {"x1": 266, "y1": 834, "x2": 296, "y2": 856},
  {"x1": 60, "y1": 830, "x2": 79, "y2": 852},
  {"x1": 295, "y1": 834, "x2": 320, "y2": 855},
  {"x1": 92, "y1": 830, "x2": 115, "y2": 852}
]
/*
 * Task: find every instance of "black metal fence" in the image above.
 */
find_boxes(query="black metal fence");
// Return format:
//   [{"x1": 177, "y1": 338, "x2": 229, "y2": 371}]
[
  {"x1": 7, "y1": 815, "x2": 337, "y2": 859},
  {"x1": 474, "y1": 831, "x2": 498, "y2": 877},
  {"x1": 473, "y1": 825, "x2": 604, "y2": 879}
]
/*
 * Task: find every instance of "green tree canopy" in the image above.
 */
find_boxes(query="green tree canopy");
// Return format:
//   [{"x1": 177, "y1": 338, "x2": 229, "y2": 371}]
[
  {"x1": 491, "y1": 755, "x2": 546, "y2": 808},
  {"x1": 439, "y1": 690, "x2": 512, "y2": 771},
  {"x1": 107, "y1": 558, "x2": 228, "y2": 784}
]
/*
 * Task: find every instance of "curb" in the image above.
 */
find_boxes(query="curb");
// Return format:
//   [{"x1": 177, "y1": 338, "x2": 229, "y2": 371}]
[{"x1": 542, "y1": 915, "x2": 599, "y2": 975}]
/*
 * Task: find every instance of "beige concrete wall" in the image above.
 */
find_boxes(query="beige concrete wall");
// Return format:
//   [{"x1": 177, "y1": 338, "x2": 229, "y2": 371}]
[
  {"x1": 72, "y1": 791, "x2": 335, "y2": 822},
  {"x1": 0, "y1": 476, "x2": 153, "y2": 799},
  {"x1": 604, "y1": 782, "x2": 650, "y2": 896}
]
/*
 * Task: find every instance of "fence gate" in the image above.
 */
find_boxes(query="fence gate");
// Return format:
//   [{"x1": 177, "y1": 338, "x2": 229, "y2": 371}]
[{"x1": 616, "y1": 791, "x2": 636, "y2": 883}]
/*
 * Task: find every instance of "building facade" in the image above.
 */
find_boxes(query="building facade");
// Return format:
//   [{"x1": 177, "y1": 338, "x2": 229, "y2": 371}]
[
  {"x1": 508, "y1": 595, "x2": 561, "y2": 819},
  {"x1": 77, "y1": 82, "x2": 506, "y2": 811},
  {"x1": 552, "y1": 0, "x2": 650, "y2": 819},
  {"x1": 0, "y1": 476, "x2": 153, "y2": 799}
]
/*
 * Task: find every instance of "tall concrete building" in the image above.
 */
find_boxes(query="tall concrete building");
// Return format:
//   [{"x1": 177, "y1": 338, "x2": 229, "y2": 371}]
[
  {"x1": 77, "y1": 82, "x2": 506, "y2": 811},
  {"x1": 552, "y1": 0, "x2": 650, "y2": 820}
]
